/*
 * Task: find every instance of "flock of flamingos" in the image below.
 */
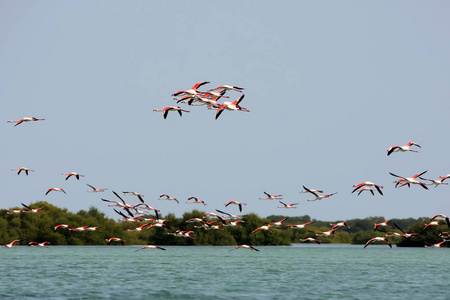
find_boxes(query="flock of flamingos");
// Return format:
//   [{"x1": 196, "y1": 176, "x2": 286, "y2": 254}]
[{"x1": 3, "y1": 82, "x2": 450, "y2": 251}]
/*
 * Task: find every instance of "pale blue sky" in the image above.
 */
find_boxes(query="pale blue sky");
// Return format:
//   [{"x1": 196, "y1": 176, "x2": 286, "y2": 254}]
[{"x1": 2, "y1": 1, "x2": 449, "y2": 221}]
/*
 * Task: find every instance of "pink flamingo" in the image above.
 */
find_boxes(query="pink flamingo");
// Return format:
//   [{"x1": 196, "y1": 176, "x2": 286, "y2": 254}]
[
  {"x1": 215, "y1": 95, "x2": 250, "y2": 119},
  {"x1": 186, "y1": 196, "x2": 207, "y2": 206},
  {"x1": 7, "y1": 117, "x2": 45, "y2": 127},
  {"x1": 364, "y1": 237, "x2": 392, "y2": 248},
  {"x1": 28, "y1": 241, "x2": 51, "y2": 247},
  {"x1": 387, "y1": 142, "x2": 421, "y2": 156},
  {"x1": 251, "y1": 225, "x2": 274, "y2": 234},
  {"x1": 86, "y1": 184, "x2": 108, "y2": 192},
  {"x1": 278, "y1": 201, "x2": 299, "y2": 208},
  {"x1": 54, "y1": 224, "x2": 71, "y2": 232},
  {"x1": 232, "y1": 245, "x2": 259, "y2": 251},
  {"x1": 390, "y1": 171, "x2": 428, "y2": 189},
  {"x1": 172, "y1": 81, "x2": 210, "y2": 97},
  {"x1": 303, "y1": 186, "x2": 337, "y2": 202},
  {"x1": 225, "y1": 201, "x2": 247, "y2": 212},
  {"x1": 352, "y1": 181, "x2": 384, "y2": 195},
  {"x1": 62, "y1": 172, "x2": 84, "y2": 180},
  {"x1": 259, "y1": 191, "x2": 283, "y2": 200},
  {"x1": 271, "y1": 218, "x2": 288, "y2": 226},
  {"x1": 106, "y1": 237, "x2": 126, "y2": 246},
  {"x1": 374, "y1": 220, "x2": 391, "y2": 231},
  {"x1": 300, "y1": 238, "x2": 321, "y2": 244},
  {"x1": 158, "y1": 194, "x2": 179, "y2": 204},
  {"x1": 123, "y1": 191, "x2": 145, "y2": 203},
  {"x1": 419, "y1": 174, "x2": 450, "y2": 188},
  {"x1": 1, "y1": 239, "x2": 21, "y2": 248},
  {"x1": 209, "y1": 85, "x2": 244, "y2": 93},
  {"x1": 135, "y1": 245, "x2": 166, "y2": 252},
  {"x1": 153, "y1": 106, "x2": 190, "y2": 119},
  {"x1": 12, "y1": 167, "x2": 35, "y2": 176},
  {"x1": 45, "y1": 188, "x2": 66, "y2": 195},
  {"x1": 21, "y1": 203, "x2": 43, "y2": 213},
  {"x1": 286, "y1": 221, "x2": 315, "y2": 229}
]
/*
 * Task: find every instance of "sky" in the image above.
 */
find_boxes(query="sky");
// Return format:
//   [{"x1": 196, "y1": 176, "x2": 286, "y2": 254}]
[{"x1": 1, "y1": 1, "x2": 449, "y2": 222}]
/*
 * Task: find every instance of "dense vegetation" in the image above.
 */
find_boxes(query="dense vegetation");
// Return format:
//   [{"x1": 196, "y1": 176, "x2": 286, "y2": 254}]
[{"x1": 0, "y1": 201, "x2": 448, "y2": 247}]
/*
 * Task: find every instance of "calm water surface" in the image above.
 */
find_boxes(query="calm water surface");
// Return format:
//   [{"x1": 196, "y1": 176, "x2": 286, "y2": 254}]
[{"x1": 1, "y1": 244, "x2": 449, "y2": 299}]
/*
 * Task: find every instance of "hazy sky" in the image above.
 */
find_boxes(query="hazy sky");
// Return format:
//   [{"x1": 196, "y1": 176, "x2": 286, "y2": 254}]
[{"x1": 2, "y1": 1, "x2": 449, "y2": 222}]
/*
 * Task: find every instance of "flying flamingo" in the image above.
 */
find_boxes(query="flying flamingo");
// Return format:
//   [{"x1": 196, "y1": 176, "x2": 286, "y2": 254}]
[
  {"x1": 424, "y1": 240, "x2": 450, "y2": 248},
  {"x1": 352, "y1": 181, "x2": 384, "y2": 195},
  {"x1": 392, "y1": 223, "x2": 418, "y2": 239},
  {"x1": 172, "y1": 81, "x2": 210, "y2": 97},
  {"x1": 21, "y1": 203, "x2": 43, "y2": 213},
  {"x1": 278, "y1": 201, "x2": 299, "y2": 208},
  {"x1": 123, "y1": 191, "x2": 145, "y2": 203},
  {"x1": 423, "y1": 221, "x2": 442, "y2": 231},
  {"x1": 232, "y1": 245, "x2": 259, "y2": 251},
  {"x1": 300, "y1": 188, "x2": 323, "y2": 194},
  {"x1": 215, "y1": 95, "x2": 250, "y2": 119},
  {"x1": 387, "y1": 142, "x2": 421, "y2": 156},
  {"x1": 225, "y1": 201, "x2": 247, "y2": 212},
  {"x1": 251, "y1": 225, "x2": 274, "y2": 234},
  {"x1": 106, "y1": 237, "x2": 126, "y2": 246},
  {"x1": 62, "y1": 172, "x2": 84, "y2": 180},
  {"x1": 364, "y1": 237, "x2": 392, "y2": 248},
  {"x1": 302, "y1": 186, "x2": 337, "y2": 202},
  {"x1": 430, "y1": 214, "x2": 450, "y2": 227},
  {"x1": 7, "y1": 209, "x2": 25, "y2": 214},
  {"x1": 186, "y1": 196, "x2": 207, "y2": 206},
  {"x1": 286, "y1": 221, "x2": 315, "y2": 229},
  {"x1": 86, "y1": 184, "x2": 108, "y2": 192},
  {"x1": 1, "y1": 239, "x2": 21, "y2": 248},
  {"x1": 374, "y1": 220, "x2": 391, "y2": 231},
  {"x1": 419, "y1": 174, "x2": 450, "y2": 188},
  {"x1": 11, "y1": 167, "x2": 34, "y2": 176},
  {"x1": 7, "y1": 117, "x2": 45, "y2": 127},
  {"x1": 54, "y1": 224, "x2": 71, "y2": 232},
  {"x1": 300, "y1": 238, "x2": 321, "y2": 244},
  {"x1": 224, "y1": 220, "x2": 246, "y2": 227},
  {"x1": 271, "y1": 218, "x2": 288, "y2": 226},
  {"x1": 70, "y1": 226, "x2": 88, "y2": 232},
  {"x1": 28, "y1": 241, "x2": 51, "y2": 247},
  {"x1": 45, "y1": 188, "x2": 66, "y2": 195},
  {"x1": 158, "y1": 194, "x2": 179, "y2": 204},
  {"x1": 215, "y1": 209, "x2": 242, "y2": 220},
  {"x1": 390, "y1": 171, "x2": 429, "y2": 189},
  {"x1": 331, "y1": 222, "x2": 350, "y2": 230},
  {"x1": 209, "y1": 85, "x2": 244, "y2": 93},
  {"x1": 153, "y1": 106, "x2": 190, "y2": 119},
  {"x1": 101, "y1": 191, "x2": 135, "y2": 210},
  {"x1": 312, "y1": 229, "x2": 337, "y2": 237},
  {"x1": 135, "y1": 245, "x2": 166, "y2": 252},
  {"x1": 259, "y1": 192, "x2": 283, "y2": 200}
]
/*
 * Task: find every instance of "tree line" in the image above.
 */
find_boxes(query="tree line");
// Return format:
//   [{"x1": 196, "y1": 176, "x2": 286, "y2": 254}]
[{"x1": 0, "y1": 201, "x2": 447, "y2": 247}]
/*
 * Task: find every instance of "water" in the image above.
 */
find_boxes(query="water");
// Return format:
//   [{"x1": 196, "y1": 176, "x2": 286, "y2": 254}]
[{"x1": 1, "y1": 244, "x2": 449, "y2": 299}]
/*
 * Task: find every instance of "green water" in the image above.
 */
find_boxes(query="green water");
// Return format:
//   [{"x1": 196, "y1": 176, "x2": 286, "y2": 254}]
[{"x1": 1, "y1": 245, "x2": 449, "y2": 299}]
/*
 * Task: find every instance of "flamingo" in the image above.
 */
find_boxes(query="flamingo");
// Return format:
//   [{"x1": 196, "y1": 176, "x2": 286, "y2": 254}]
[
  {"x1": 1, "y1": 239, "x2": 21, "y2": 248},
  {"x1": 146, "y1": 223, "x2": 167, "y2": 230},
  {"x1": 259, "y1": 192, "x2": 283, "y2": 200},
  {"x1": 232, "y1": 245, "x2": 259, "y2": 251},
  {"x1": 387, "y1": 142, "x2": 421, "y2": 156},
  {"x1": 54, "y1": 224, "x2": 71, "y2": 232},
  {"x1": 21, "y1": 203, "x2": 43, "y2": 213},
  {"x1": 430, "y1": 214, "x2": 450, "y2": 227},
  {"x1": 158, "y1": 194, "x2": 179, "y2": 204},
  {"x1": 70, "y1": 226, "x2": 88, "y2": 232},
  {"x1": 7, "y1": 209, "x2": 25, "y2": 214},
  {"x1": 392, "y1": 223, "x2": 418, "y2": 239},
  {"x1": 7, "y1": 117, "x2": 45, "y2": 127},
  {"x1": 123, "y1": 191, "x2": 145, "y2": 203},
  {"x1": 172, "y1": 81, "x2": 210, "y2": 97},
  {"x1": 135, "y1": 245, "x2": 166, "y2": 252},
  {"x1": 114, "y1": 209, "x2": 144, "y2": 223},
  {"x1": 106, "y1": 237, "x2": 126, "y2": 246},
  {"x1": 215, "y1": 95, "x2": 250, "y2": 119},
  {"x1": 271, "y1": 218, "x2": 288, "y2": 226},
  {"x1": 153, "y1": 106, "x2": 190, "y2": 119},
  {"x1": 224, "y1": 220, "x2": 246, "y2": 227},
  {"x1": 278, "y1": 201, "x2": 299, "y2": 208},
  {"x1": 302, "y1": 186, "x2": 337, "y2": 202},
  {"x1": 424, "y1": 240, "x2": 450, "y2": 248},
  {"x1": 300, "y1": 188, "x2": 323, "y2": 194},
  {"x1": 251, "y1": 225, "x2": 274, "y2": 234},
  {"x1": 62, "y1": 172, "x2": 84, "y2": 180},
  {"x1": 209, "y1": 85, "x2": 244, "y2": 93},
  {"x1": 352, "y1": 181, "x2": 384, "y2": 195},
  {"x1": 45, "y1": 188, "x2": 66, "y2": 195},
  {"x1": 167, "y1": 230, "x2": 195, "y2": 239},
  {"x1": 12, "y1": 167, "x2": 34, "y2": 176},
  {"x1": 419, "y1": 174, "x2": 450, "y2": 188},
  {"x1": 185, "y1": 217, "x2": 205, "y2": 224},
  {"x1": 374, "y1": 220, "x2": 391, "y2": 231},
  {"x1": 364, "y1": 237, "x2": 392, "y2": 248},
  {"x1": 312, "y1": 229, "x2": 337, "y2": 237},
  {"x1": 101, "y1": 191, "x2": 135, "y2": 210},
  {"x1": 331, "y1": 222, "x2": 350, "y2": 230},
  {"x1": 186, "y1": 196, "x2": 207, "y2": 206},
  {"x1": 286, "y1": 221, "x2": 315, "y2": 229},
  {"x1": 215, "y1": 209, "x2": 242, "y2": 220},
  {"x1": 225, "y1": 201, "x2": 247, "y2": 212},
  {"x1": 390, "y1": 171, "x2": 428, "y2": 189},
  {"x1": 28, "y1": 241, "x2": 51, "y2": 247},
  {"x1": 85, "y1": 226, "x2": 100, "y2": 231},
  {"x1": 423, "y1": 221, "x2": 442, "y2": 231},
  {"x1": 300, "y1": 238, "x2": 321, "y2": 244},
  {"x1": 86, "y1": 184, "x2": 108, "y2": 192}
]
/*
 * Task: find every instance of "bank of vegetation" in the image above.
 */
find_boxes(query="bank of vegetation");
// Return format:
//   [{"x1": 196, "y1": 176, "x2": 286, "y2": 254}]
[{"x1": 0, "y1": 201, "x2": 447, "y2": 247}]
